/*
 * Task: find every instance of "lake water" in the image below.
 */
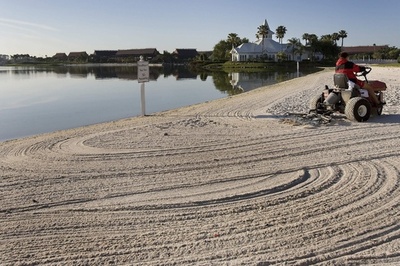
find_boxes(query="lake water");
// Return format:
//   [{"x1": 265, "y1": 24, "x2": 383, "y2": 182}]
[{"x1": 0, "y1": 65, "x2": 306, "y2": 141}]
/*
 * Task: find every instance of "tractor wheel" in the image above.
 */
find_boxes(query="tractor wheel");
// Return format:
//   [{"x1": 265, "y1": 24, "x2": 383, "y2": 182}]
[
  {"x1": 309, "y1": 95, "x2": 323, "y2": 111},
  {"x1": 345, "y1": 97, "x2": 371, "y2": 122}
]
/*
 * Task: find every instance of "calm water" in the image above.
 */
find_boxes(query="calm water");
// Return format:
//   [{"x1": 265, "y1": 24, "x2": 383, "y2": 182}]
[{"x1": 0, "y1": 65, "x2": 306, "y2": 141}]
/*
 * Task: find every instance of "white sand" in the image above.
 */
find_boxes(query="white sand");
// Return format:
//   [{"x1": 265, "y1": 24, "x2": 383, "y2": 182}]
[{"x1": 1, "y1": 67, "x2": 400, "y2": 265}]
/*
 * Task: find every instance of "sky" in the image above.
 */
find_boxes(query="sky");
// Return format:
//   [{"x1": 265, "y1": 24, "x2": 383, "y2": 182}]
[{"x1": 0, "y1": 0, "x2": 399, "y2": 57}]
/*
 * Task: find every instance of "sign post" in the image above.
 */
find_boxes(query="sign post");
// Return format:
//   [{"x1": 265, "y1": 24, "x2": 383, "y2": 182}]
[{"x1": 137, "y1": 56, "x2": 149, "y2": 116}]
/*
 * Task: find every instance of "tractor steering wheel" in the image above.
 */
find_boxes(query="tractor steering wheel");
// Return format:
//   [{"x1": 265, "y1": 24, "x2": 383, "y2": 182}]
[{"x1": 356, "y1": 66, "x2": 371, "y2": 77}]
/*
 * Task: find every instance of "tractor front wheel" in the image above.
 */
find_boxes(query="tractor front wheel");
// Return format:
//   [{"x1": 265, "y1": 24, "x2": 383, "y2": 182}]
[{"x1": 345, "y1": 97, "x2": 371, "y2": 122}]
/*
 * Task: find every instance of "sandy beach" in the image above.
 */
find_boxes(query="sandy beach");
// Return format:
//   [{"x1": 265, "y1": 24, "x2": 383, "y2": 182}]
[{"x1": 1, "y1": 66, "x2": 400, "y2": 265}]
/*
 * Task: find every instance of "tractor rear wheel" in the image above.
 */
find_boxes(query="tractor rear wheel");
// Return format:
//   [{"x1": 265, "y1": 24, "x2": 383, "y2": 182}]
[{"x1": 309, "y1": 95, "x2": 323, "y2": 112}]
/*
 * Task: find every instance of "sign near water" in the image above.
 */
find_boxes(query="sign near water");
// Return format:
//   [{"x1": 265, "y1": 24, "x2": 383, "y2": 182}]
[{"x1": 137, "y1": 59, "x2": 149, "y2": 83}]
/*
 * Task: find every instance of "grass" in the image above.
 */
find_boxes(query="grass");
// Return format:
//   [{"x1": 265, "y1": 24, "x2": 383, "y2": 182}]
[
  {"x1": 373, "y1": 63, "x2": 400, "y2": 67},
  {"x1": 198, "y1": 61, "x2": 327, "y2": 73}
]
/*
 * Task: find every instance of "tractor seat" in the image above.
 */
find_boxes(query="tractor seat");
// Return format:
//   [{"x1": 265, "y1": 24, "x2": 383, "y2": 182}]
[{"x1": 333, "y1": 73, "x2": 349, "y2": 89}]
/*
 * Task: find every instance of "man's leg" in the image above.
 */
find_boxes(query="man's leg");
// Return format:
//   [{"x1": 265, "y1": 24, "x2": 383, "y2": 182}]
[{"x1": 363, "y1": 83, "x2": 381, "y2": 105}]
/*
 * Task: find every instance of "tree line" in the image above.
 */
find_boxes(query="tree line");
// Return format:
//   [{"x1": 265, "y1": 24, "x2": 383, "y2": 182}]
[
  {"x1": 212, "y1": 24, "x2": 400, "y2": 62},
  {"x1": 3, "y1": 23, "x2": 400, "y2": 65}
]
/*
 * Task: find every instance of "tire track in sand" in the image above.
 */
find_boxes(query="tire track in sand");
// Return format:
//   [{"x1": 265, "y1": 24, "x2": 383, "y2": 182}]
[{"x1": 1, "y1": 68, "x2": 400, "y2": 265}]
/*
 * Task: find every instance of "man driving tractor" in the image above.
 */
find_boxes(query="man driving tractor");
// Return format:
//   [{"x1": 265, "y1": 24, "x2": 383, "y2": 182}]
[{"x1": 335, "y1": 52, "x2": 384, "y2": 106}]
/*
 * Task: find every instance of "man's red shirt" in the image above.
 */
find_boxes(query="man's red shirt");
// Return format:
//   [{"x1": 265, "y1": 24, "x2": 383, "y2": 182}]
[{"x1": 335, "y1": 58, "x2": 365, "y2": 87}]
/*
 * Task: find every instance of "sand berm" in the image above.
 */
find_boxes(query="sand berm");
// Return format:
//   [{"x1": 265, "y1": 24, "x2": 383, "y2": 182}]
[{"x1": 1, "y1": 67, "x2": 400, "y2": 265}]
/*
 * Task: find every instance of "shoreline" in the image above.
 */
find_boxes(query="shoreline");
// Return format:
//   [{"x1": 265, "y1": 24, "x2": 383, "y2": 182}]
[
  {"x1": 0, "y1": 66, "x2": 317, "y2": 143},
  {"x1": 1, "y1": 67, "x2": 400, "y2": 265}
]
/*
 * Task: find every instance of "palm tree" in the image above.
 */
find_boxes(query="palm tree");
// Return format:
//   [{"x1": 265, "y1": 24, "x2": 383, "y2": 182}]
[
  {"x1": 288, "y1": 37, "x2": 301, "y2": 61},
  {"x1": 308, "y1": 34, "x2": 318, "y2": 45},
  {"x1": 302, "y1": 33, "x2": 310, "y2": 46},
  {"x1": 306, "y1": 34, "x2": 318, "y2": 60},
  {"x1": 331, "y1": 32, "x2": 340, "y2": 46},
  {"x1": 275, "y1": 26, "x2": 287, "y2": 44},
  {"x1": 320, "y1": 34, "x2": 333, "y2": 43},
  {"x1": 338, "y1": 30, "x2": 348, "y2": 48},
  {"x1": 257, "y1": 24, "x2": 269, "y2": 39},
  {"x1": 257, "y1": 24, "x2": 269, "y2": 56},
  {"x1": 227, "y1": 33, "x2": 241, "y2": 48}
]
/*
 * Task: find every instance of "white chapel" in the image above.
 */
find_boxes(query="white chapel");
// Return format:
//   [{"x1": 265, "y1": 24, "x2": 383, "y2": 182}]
[{"x1": 231, "y1": 19, "x2": 292, "y2": 62}]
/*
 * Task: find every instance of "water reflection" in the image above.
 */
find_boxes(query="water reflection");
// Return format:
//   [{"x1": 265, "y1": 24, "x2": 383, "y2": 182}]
[
  {"x1": 0, "y1": 65, "x2": 316, "y2": 141},
  {"x1": 1, "y1": 65, "x2": 312, "y2": 93},
  {"x1": 229, "y1": 71, "x2": 302, "y2": 92}
]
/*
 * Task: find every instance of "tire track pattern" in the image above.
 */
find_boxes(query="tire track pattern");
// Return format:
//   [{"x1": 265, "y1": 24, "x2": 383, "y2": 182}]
[{"x1": 1, "y1": 70, "x2": 400, "y2": 265}]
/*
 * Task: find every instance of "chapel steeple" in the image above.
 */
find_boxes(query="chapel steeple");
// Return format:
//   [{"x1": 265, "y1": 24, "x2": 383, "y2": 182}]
[{"x1": 257, "y1": 19, "x2": 274, "y2": 40}]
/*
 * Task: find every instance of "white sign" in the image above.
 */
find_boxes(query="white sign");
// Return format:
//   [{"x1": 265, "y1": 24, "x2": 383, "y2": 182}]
[{"x1": 137, "y1": 60, "x2": 149, "y2": 83}]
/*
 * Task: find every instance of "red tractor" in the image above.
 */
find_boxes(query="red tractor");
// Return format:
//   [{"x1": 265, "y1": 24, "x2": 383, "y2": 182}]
[{"x1": 309, "y1": 67, "x2": 386, "y2": 122}]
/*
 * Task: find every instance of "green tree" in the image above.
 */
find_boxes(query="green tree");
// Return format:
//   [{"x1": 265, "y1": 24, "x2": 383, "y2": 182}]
[
  {"x1": 241, "y1": 37, "x2": 249, "y2": 44},
  {"x1": 276, "y1": 51, "x2": 287, "y2": 62},
  {"x1": 388, "y1": 47, "x2": 400, "y2": 59},
  {"x1": 380, "y1": 46, "x2": 400, "y2": 59},
  {"x1": 331, "y1": 32, "x2": 340, "y2": 46},
  {"x1": 275, "y1": 25, "x2": 287, "y2": 44},
  {"x1": 288, "y1": 37, "x2": 302, "y2": 61},
  {"x1": 307, "y1": 34, "x2": 319, "y2": 60},
  {"x1": 320, "y1": 34, "x2": 333, "y2": 42},
  {"x1": 11, "y1": 54, "x2": 30, "y2": 59},
  {"x1": 257, "y1": 24, "x2": 269, "y2": 56},
  {"x1": 308, "y1": 34, "x2": 318, "y2": 45},
  {"x1": 257, "y1": 24, "x2": 269, "y2": 39},
  {"x1": 212, "y1": 35, "x2": 248, "y2": 61},
  {"x1": 373, "y1": 51, "x2": 383, "y2": 59},
  {"x1": 227, "y1": 33, "x2": 241, "y2": 48},
  {"x1": 317, "y1": 35, "x2": 340, "y2": 60},
  {"x1": 338, "y1": 30, "x2": 348, "y2": 48},
  {"x1": 212, "y1": 40, "x2": 231, "y2": 61},
  {"x1": 160, "y1": 51, "x2": 175, "y2": 63},
  {"x1": 302, "y1": 33, "x2": 310, "y2": 46}
]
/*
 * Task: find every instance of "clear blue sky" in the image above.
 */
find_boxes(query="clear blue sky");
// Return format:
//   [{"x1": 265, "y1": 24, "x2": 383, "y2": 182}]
[{"x1": 0, "y1": 0, "x2": 399, "y2": 57}]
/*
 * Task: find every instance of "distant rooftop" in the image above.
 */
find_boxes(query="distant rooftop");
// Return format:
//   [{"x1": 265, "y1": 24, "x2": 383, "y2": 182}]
[{"x1": 342, "y1": 45, "x2": 388, "y2": 54}]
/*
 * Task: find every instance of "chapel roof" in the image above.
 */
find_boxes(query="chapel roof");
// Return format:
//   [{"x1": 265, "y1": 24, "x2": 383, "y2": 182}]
[{"x1": 234, "y1": 38, "x2": 287, "y2": 54}]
